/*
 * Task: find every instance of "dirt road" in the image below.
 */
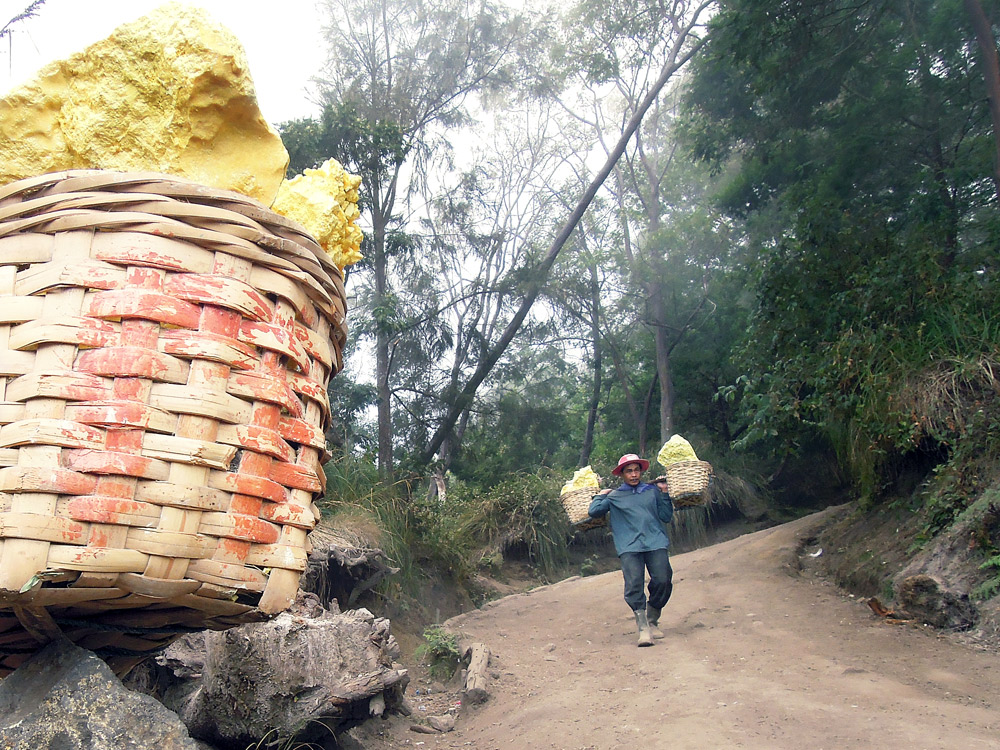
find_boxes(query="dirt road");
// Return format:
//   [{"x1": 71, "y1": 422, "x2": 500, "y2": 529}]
[{"x1": 348, "y1": 508, "x2": 1000, "y2": 750}]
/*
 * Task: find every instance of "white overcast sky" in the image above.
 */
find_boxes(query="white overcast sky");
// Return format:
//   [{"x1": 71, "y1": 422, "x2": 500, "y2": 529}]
[{"x1": 0, "y1": 0, "x2": 327, "y2": 124}]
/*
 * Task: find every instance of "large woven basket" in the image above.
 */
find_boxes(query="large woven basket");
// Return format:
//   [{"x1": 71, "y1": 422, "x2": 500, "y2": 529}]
[
  {"x1": 664, "y1": 460, "x2": 713, "y2": 507},
  {"x1": 0, "y1": 170, "x2": 347, "y2": 676},
  {"x1": 561, "y1": 488, "x2": 605, "y2": 530}
]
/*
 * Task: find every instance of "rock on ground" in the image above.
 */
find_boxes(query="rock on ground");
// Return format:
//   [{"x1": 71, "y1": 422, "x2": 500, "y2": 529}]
[{"x1": 0, "y1": 640, "x2": 200, "y2": 750}]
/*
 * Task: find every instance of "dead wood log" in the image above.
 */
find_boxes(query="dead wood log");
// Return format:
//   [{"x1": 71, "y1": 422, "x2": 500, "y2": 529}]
[{"x1": 462, "y1": 642, "x2": 491, "y2": 704}]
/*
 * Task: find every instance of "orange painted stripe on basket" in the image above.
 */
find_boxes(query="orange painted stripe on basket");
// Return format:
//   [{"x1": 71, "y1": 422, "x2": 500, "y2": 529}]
[
  {"x1": 267, "y1": 461, "x2": 322, "y2": 493},
  {"x1": 76, "y1": 347, "x2": 189, "y2": 384},
  {"x1": 293, "y1": 323, "x2": 334, "y2": 369},
  {"x1": 124, "y1": 265, "x2": 166, "y2": 289},
  {"x1": 215, "y1": 536, "x2": 252, "y2": 561},
  {"x1": 260, "y1": 500, "x2": 315, "y2": 530},
  {"x1": 228, "y1": 494, "x2": 262, "y2": 517},
  {"x1": 164, "y1": 273, "x2": 273, "y2": 322},
  {"x1": 104, "y1": 427, "x2": 144, "y2": 456},
  {"x1": 284, "y1": 371, "x2": 331, "y2": 419},
  {"x1": 86, "y1": 290, "x2": 201, "y2": 328},
  {"x1": 0, "y1": 466, "x2": 98, "y2": 495},
  {"x1": 63, "y1": 449, "x2": 171, "y2": 481},
  {"x1": 93, "y1": 474, "x2": 141, "y2": 501},
  {"x1": 63, "y1": 496, "x2": 160, "y2": 526},
  {"x1": 198, "y1": 512, "x2": 280, "y2": 544},
  {"x1": 5, "y1": 371, "x2": 110, "y2": 403},
  {"x1": 217, "y1": 424, "x2": 294, "y2": 463},
  {"x1": 237, "y1": 320, "x2": 310, "y2": 373},
  {"x1": 227, "y1": 372, "x2": 304, "y2": 417},
  {"x1": 247, "y1": 265, "x2": 316, "y2": 328},
  {"x1": 197, "y1": 303, "x2": 241, "y2": 338},
  {"x1": 158, "y1": 329, "x2": 258, "y2": 370},
  {"x1": 206, "y1": 470, "x2": 287, "y2": 503},
  {"x1": 63, "y1": 401, "x2": 175, "y2": 434},
  {"x1": 276, "y1": 417, "x2": 326, "y2": 451},
  {"x1": 8, "y1": 317, "x2": 121, "y2": 351}
]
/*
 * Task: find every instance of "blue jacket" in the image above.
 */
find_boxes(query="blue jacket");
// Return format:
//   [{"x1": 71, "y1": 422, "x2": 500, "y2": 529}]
[{"x1": 588, "y1": 482, "x2": 673, "y2": 556}]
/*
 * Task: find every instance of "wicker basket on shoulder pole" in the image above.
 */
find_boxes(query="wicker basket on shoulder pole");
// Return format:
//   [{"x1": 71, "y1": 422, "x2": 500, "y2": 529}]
[
  {"x1": 0, "y1": 170, "x2": 347, "y2": 676},
  {"x1": 664, "y1": 460, "x2": 713, "y2": 508},
  {"x1": 561, "y1": 488, "x2": 605, "y2": 530}
]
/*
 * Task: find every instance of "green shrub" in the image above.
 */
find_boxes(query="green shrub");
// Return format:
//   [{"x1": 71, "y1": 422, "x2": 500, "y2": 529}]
[
  {"x1": 414, "y1": 625, "x2": 462, "y2": 681},
  {"x1": 449, "y1": 470, "x2": 572, "y2": 579}
]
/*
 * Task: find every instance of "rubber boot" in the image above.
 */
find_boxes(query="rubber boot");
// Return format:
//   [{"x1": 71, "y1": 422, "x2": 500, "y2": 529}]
[
  {"x1": 634, "y1": 609, "x2": 654, "y2": 647},
  {"x1": 646, "y1": 605, "x2": 664, "y2": 639}
]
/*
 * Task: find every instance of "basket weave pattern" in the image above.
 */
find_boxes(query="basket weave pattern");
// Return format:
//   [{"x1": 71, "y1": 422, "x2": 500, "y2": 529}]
[
  {"x1": 561, "y1": 488, "x2": 605, "y2": 530},
  {"x1": 665, "y1": 460, "x2": 713, "y2": 507},
  {"x1": 0, "y1": 171, "x2": 347, "y2": 675}
]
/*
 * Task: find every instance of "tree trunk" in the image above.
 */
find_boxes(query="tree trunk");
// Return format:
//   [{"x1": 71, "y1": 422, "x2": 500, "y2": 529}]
[
  {"x1": 649, "y1": 281, "x2": 674, "y2": 444},
  {"x1": 418, "y1": 39, "x2": 708, "y2": 466},
  {"x1": 372, "y1": 212, "x2": 393, "y2": 479},
  {"x1": 579, "y1": 266, "x2": 602, "y2": 466},
  {"x1": 965, "y1": 0, "x2": 1000, "y2": 201}
]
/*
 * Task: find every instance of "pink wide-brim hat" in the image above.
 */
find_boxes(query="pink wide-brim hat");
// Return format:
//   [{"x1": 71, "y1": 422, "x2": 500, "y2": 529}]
[{"x1": 611, "y1": 453, "x2": 650, "y2": 476}]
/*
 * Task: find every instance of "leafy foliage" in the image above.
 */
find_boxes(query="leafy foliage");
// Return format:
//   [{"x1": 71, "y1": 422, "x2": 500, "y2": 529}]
[
  {"x1": 447, "y1": 471, "x2": 574, "y2": 578},
  {"x1": 414, "y1": 625, "x2": 462, "y2": 680},
  {"x1": 682, "y1": 0, "x2": 1000, "y2": 516}
]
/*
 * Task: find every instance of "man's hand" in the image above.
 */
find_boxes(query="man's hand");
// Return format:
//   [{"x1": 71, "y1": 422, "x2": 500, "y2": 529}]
[{"x1": 598, "y1": 488, "x2": 612, "y2": 495}]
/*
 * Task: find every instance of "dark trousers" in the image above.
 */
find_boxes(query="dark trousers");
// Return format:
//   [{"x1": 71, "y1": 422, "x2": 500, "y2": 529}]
[{"x1": 620, "y1": 548, "x2": 673, "y2": 612}]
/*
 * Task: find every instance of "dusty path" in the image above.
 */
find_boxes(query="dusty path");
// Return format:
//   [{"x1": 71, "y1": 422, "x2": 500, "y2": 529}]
[{"x1": 348, "y1": 509, "x2": 1000, "y2": 749}]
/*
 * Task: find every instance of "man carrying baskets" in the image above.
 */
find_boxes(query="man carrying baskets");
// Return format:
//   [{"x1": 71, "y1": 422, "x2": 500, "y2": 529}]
[{"x1": 588, "y1": 454, "x2": 674, "y2": 647}]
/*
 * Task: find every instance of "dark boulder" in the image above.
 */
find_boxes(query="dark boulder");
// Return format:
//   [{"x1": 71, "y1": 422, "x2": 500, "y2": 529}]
[{"x1": 0, "y1": 640, "x2": 202, "y2": 749}]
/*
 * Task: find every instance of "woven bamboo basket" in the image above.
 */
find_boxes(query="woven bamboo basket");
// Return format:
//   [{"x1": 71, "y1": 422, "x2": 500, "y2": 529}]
[
  {"x1": 561, "y1": 488, "x2": 605, "y2": 530},
  {"x1": 664, "y1": 460, "x2": 713, "y2": 507},
  {"x1": 0, "y1": 170, "x2": 347, "y2": 676}
]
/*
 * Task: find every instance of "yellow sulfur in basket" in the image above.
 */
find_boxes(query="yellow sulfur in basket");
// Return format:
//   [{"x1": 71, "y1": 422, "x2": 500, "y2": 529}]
[
  {"x1": 657, "y1": 436, "x2": 712, "y2": 507},
  {"x1": 656, "y1": 435, "x2": 699, "y2": 467},
  {"x1": 560, "y1": 466, "x2": 604, "y2": 530}
]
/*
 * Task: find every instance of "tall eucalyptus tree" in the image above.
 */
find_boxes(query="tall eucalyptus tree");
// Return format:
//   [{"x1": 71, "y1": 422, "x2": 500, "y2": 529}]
[
  {"x1": 553, "y1": 0, "x2": 719, "y2": 447},
  {"x1": 313, "y1": 0, "x2": 534, "y2": 477},
  {"x1": 416, "y1": 0, "x2": 714, "y2": 466}
]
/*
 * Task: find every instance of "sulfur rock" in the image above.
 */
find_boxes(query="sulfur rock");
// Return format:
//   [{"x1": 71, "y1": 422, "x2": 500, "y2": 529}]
[
  {"x1": 272, "y1": 158, "x2": 364, "y2": 270},
  {"x1": 560, "y1": 465, "x2": 601, "y2": 496},
  {"x1": 657, "y1": 435, "x2": 699, "y2": 468},
  {"x1": 0, "y1": 2, "x2": 288, "y2": 205}
]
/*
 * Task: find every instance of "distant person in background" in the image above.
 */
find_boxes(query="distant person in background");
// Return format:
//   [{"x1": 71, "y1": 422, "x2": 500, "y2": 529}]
[{"x1": 588, "y1": 454, "x2": 674, "y2": 647}]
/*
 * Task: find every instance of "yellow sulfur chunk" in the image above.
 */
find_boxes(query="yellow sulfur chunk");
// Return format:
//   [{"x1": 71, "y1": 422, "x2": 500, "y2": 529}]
[
  {"x1": 561, "y1": 465, "x2": 601, "y2": 496},
  {"x1": 0, "y1": 2, "x2": 288, "y2": 205},
  {"x1": 657, "y1": 435, "x2": 699, "y2": 468},
  {"x1": 271, "y1": 159, "x2": 364, "y2": 270}
]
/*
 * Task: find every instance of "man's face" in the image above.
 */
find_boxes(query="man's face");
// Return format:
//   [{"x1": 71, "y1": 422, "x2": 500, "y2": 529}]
[{"x1": 622, "y1": 463, "x2": 643, "y2": 486}]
